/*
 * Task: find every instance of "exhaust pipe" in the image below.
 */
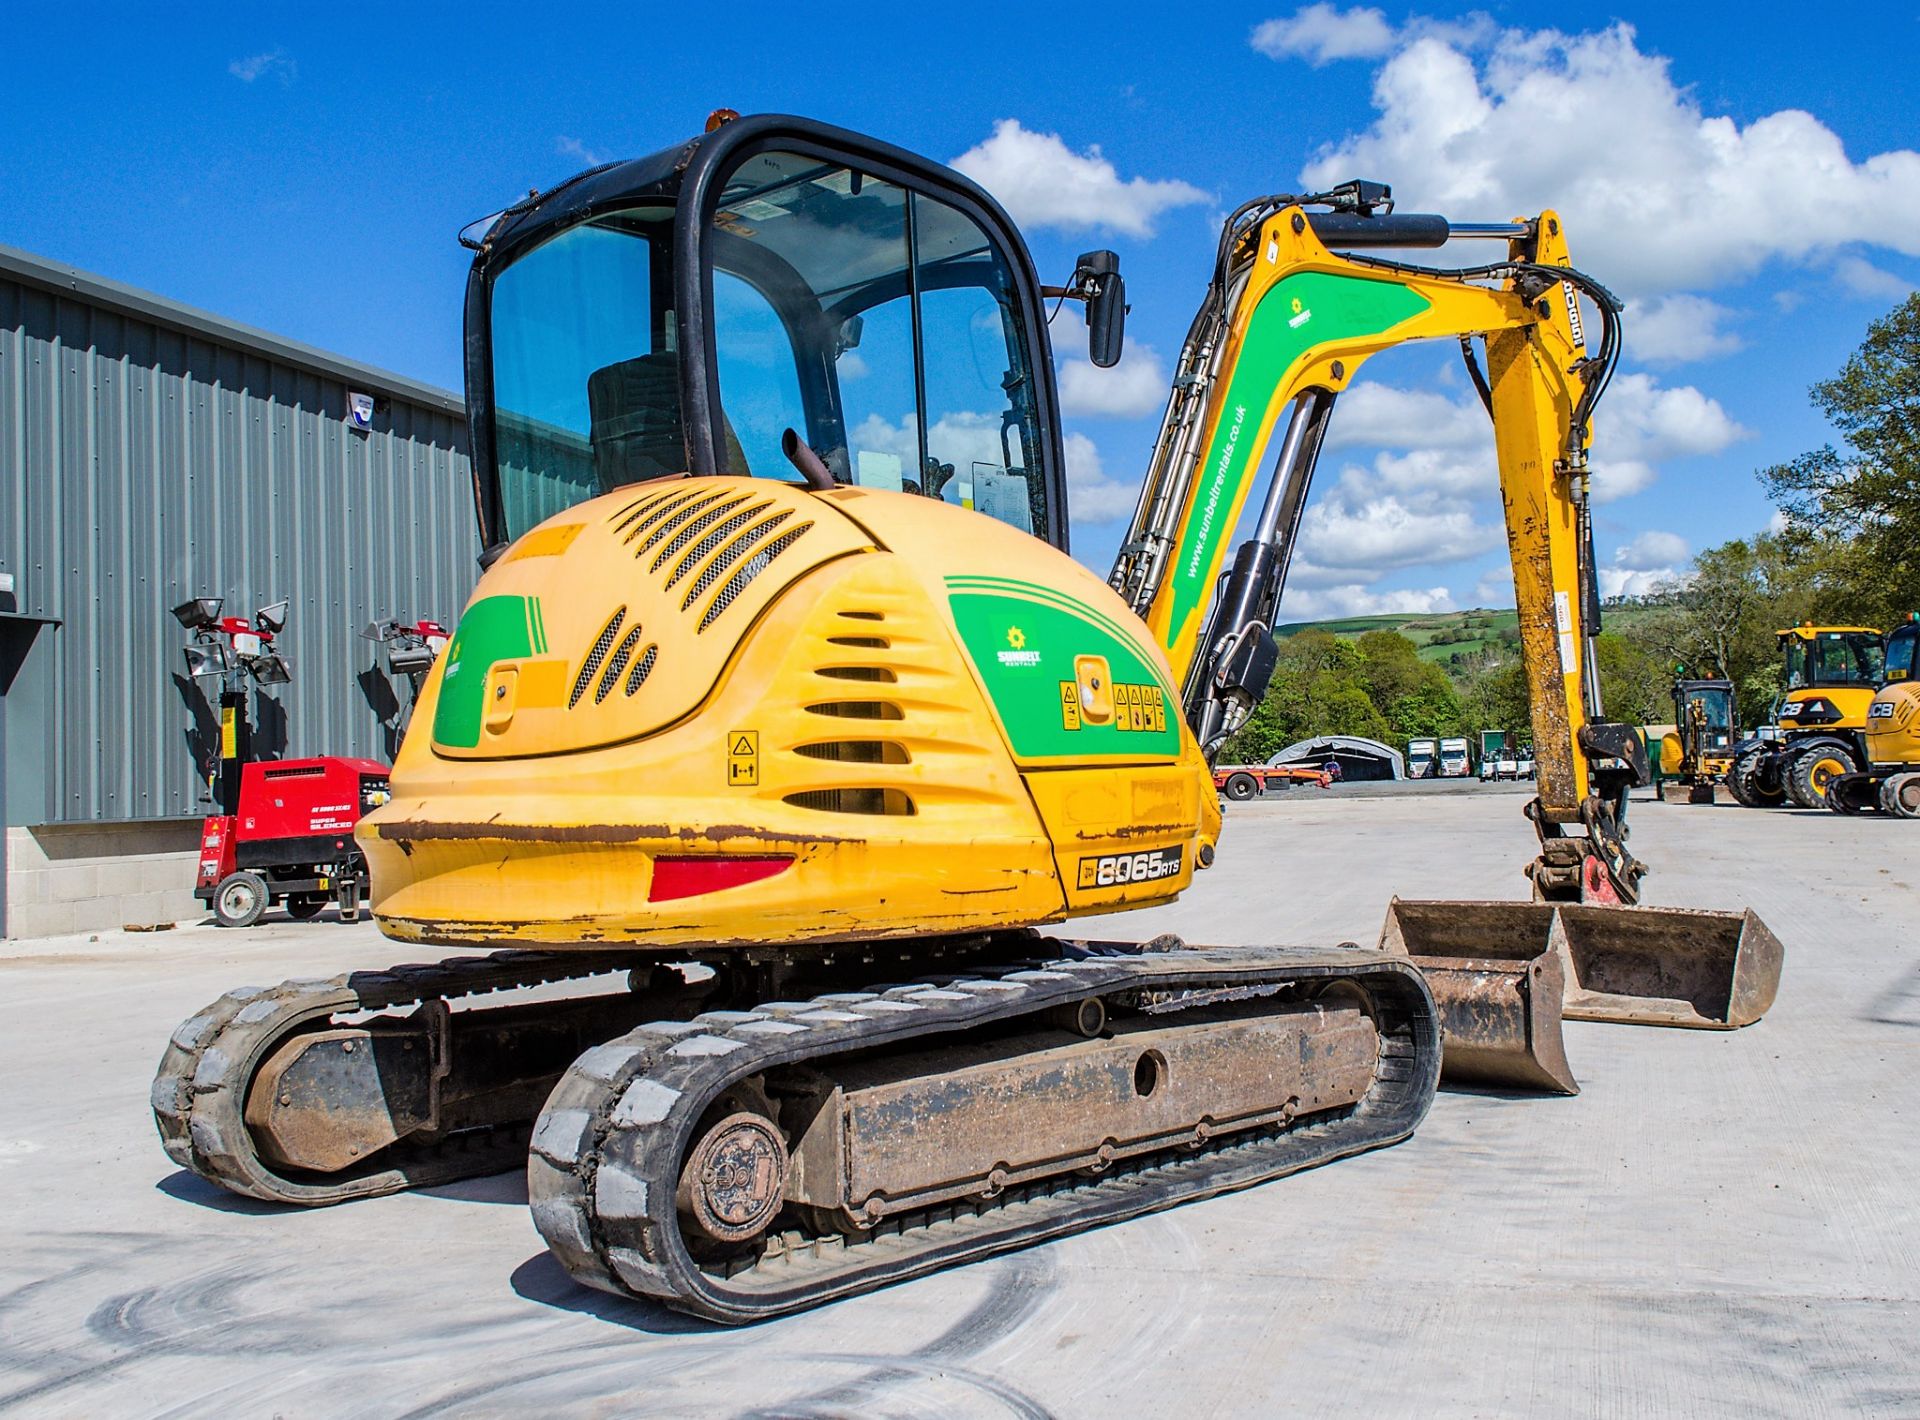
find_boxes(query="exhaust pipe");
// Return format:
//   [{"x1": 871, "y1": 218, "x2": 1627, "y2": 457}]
[{"x1": 1379, "y1": 899, "x2": 1578, "y2": 1096}]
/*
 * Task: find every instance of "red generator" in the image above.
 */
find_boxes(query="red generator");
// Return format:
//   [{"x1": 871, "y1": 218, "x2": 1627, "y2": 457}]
[{"x1": 195, "y1": 757, "x2": 392, "y2": 927}]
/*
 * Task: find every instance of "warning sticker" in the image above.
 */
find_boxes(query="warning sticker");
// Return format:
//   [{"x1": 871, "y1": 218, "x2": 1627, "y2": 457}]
[
  {"x1": 727, "y1": 731, "x2": 759, "y2": 787},
  {"x1": 1059, "y1": 681, "x2": 1082, "y2": 731}
]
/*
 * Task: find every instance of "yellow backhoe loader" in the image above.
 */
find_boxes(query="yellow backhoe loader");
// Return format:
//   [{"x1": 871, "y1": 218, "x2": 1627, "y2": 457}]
[
  {"x1": 152, "y1": 113, "x2": 1780, "y2": 1323},
  {"x1": 1655, "y1": 677, "x2": 1736, "y2": 803}
]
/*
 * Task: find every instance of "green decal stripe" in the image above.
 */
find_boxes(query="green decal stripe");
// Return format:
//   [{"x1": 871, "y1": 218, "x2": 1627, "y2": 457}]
[
  {"x1": 944, "y1": 576, "x2": 1163, "y2": 677},
  {"x1": 432, "y1": 595, "x2": 539, "y2": 749},
  {"x1": 1164, "y1": 272, "x2": 1431, "y2": 647},
  {"x1": 529, "y1": 598, "x2": 548, "y2": 655},
  {"x1": 947, "y1": 588, "x2": 1181, "y2": 761}
]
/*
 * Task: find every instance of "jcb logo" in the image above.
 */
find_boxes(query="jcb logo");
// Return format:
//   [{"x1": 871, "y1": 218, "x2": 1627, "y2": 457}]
[{"x1": 1077, "y1": 847, "x2": 1183, "y2": 890}]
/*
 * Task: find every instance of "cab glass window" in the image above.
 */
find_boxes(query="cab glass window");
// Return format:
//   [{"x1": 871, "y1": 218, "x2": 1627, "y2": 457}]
[
  {"x1": 489, "y1": 207, "x2": 679, "y2": 539},
  {"x1": 707, "y1": 150, "x2": 1048, "y2": 541}
]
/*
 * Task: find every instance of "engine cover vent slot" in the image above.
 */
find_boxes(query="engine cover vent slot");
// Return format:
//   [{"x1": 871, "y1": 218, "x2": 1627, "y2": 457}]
[
  {"x1": 839, "y1": 611, "x2": 885, "y2": 622},
  {"x1": 683, "y1": 509, "x2": 793, "y2": 610},
  {"x1": 616, "y1": 488, "x2": 703, "y2": 542},
  {"x1": 650, "y1": 495, "x2": 753, "y2": 574},
  {"x1": 597, "y1": 625, "x2": 647, "y2": 704},
  {"x1": 569, "y1": 608, "x2": 627, "y2": 709},
  {"x1": 635, "y1": 492, "x2": 727, "y2": 556},
  {"x1": 665, "y1": 501, "x2": 772, "y2": 589},
  {"x1": 784, "y1": 788, "x2": 916, "y2": 816},
  {"x1": 624, "y1": 644, "x2": 658, "y2": 697},
  {"x1": 793, "y1": 740, "x2": 910, "y2": 764},
  {"x1": 804, "y1": 701, "x2": 903, "y2": 721},
  {"x1": 698, "y1": 524, "x2": 812, "y2": 631},
  {"x1": 816, "y1": 666, "x2": 896, "y2": 683},
  {"x1": 826, "y1": 636, "x2": 890, "y2": 649}
]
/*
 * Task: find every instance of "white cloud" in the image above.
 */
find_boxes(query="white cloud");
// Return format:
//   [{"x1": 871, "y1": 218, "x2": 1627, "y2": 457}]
[
  {"x1": 556, "y1": 136, "x2": 610, "y2": 168},
  {"x1": 1299, "y1": 24, "x2": 1920, "y2": 296},
  {"x1": 229, "y1": 49, "x2": 296, "y2": 84},
  {"x1": 1320, "y1": 368, "x2": 1741, "y2": 504},
  {"x1": 1625, "y1": 294, "x2": 1743, "y2": 364},
  {"x1": 1472, "y1": 567, "x2": 1515, "y2": 607},
  {"x1": 1057, "y1": 343, "x2": 1169, "y2": 419},
  {"x1": 1063, "y1": 432, "x2": 1140, "y2": 523},
  {"x1": 1323, "y1": 380, "x2": 1487, "y2": 450},
  {"x1": 1600, "y1": 564, "x2": 1685, "y2": 599},
  {"x1": 1250, "y1": 5, "x2": 1396, "y2": 65},
  {"x1": 1296, "y1": 486, "x2": 1504, "y2": 573},
  {"x1": 1603, "y1": 372, "x2": 1746, "y2": 460},
  {"x1": 1599, "y1": 528, "x2": 1691, "y2": 597},
  {"x1": 1835, "y1": 256, "x2": 1915, "y2": 302},
  {"x1": 952, "y1": 120, "x2": 1207, "y2": 238},
  {"x1": 1615, "y1": 528, "x2": 1688, "y2": 570},
  {"x1": 1279, "y1": 583, "x2": 1456, "y2": 619}
]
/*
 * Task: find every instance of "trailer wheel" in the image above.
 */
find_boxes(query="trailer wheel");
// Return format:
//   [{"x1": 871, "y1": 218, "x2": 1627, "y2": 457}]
[
  {"x1": 212, "y1": 871, "x2": 269, "y2": 928},
  {"x1": 285, "y1": 893, "x2": 327, "y2": 921},
  {"x1": 1223, "y1": 772, "x2": 1260, "y2": 801},
  {"x1": 1881, "y1": 773, "x2": 1920, "y2": 819},
  {"x1": 1787, "y1": 742, "x2": 1856, "y2": 809}
]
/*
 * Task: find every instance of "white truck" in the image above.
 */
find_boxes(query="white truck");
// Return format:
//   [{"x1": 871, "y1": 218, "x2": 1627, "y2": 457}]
[
  {"x1": 1407, "y1": 738, "x2": 1438, "y2": 779},
  {"x1": 1438, "y1": 736, "x2": 1472, "y2": 778}
]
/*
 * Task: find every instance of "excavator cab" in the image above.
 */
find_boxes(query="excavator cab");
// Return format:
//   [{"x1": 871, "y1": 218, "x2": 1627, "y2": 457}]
[{"x1": 467, "y1": 114, "x2": 1074, "y2": 552}]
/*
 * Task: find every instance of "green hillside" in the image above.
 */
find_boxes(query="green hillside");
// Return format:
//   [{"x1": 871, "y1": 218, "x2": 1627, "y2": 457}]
[
  {"x1": 1277, "y1": 604, "x2": 1663, "y2": 666},
  {"x1": 1275, "y1": 608, "x2": 1519, "y2": 665}
]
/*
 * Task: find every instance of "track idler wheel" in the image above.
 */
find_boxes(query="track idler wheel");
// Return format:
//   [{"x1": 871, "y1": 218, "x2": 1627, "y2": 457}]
[
  {"x1": 1882, "y1": 772, "x2": 1920, "y2": 818},
  {"x1": 676, "y1": 1106, "x2": 789, "y2": 1248}
]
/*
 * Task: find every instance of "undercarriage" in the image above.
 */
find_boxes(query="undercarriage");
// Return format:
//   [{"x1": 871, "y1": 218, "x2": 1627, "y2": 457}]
[{"x1": 154, "y1": 932, "x2": 1438, "y2": 1320}]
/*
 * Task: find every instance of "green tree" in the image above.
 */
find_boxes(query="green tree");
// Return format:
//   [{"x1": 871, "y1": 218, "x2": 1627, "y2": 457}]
[{"x1": 1760, "y1": 292, "x2": 1920, "y2": 623}]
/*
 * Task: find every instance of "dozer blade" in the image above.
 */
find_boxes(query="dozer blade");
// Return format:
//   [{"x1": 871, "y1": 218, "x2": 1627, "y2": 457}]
[
  {"x1": 1555, "y1": 902, "x2": 1783, "y2": 1029},
  {"x1": 1379, "y1": 898, "x2": 1579, "y2": 1095}
]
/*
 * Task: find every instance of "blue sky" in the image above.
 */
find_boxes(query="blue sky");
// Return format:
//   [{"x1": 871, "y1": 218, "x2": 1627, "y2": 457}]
[{"x1": 4, "y1": 3, "x2": 1917, "y2": 614}]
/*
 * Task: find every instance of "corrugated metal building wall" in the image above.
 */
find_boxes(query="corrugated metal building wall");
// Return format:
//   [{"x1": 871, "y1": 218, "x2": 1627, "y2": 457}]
[{"x1": 0, "y1": 243, "x2": 479, "y2": 828}]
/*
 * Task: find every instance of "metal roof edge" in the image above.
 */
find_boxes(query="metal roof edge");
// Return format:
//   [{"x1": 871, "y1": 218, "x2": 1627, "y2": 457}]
[{"x1": 0, "y1": 241, "x2": 466, "y2": 418}]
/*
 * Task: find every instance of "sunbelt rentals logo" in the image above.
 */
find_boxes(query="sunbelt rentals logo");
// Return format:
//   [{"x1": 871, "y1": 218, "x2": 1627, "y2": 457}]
[{"x1": 997, "y1": 624, "x2": 1040, "y2": 668}]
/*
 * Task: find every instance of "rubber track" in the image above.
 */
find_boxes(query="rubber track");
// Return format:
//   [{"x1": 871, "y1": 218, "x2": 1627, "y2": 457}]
[
  {"x1": 152, "y1": 951, "x2": 641, "y2": 1205},
  {"x1": 529, "y1": 942, "x2": 1439, "y2": 1323}
]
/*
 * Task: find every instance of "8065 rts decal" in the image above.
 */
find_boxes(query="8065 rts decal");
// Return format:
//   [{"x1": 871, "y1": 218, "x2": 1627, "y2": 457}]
[{"x1": 1077, "y1": 846, "x2": 1184, "y2": 890}]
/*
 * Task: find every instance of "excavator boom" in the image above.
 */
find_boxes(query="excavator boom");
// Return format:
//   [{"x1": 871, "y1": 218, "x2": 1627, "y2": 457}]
[{"x1": 1112, "y1": 188, "x2": 1782, "y2": 1088}]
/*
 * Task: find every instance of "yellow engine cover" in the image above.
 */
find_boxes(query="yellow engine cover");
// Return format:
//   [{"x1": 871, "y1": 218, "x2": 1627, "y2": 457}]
[
  {"x1": 1864, "y1": 682, "x2": 1920, "y2": 769},
  {"x1": 359, "y1": 478, "x2": 1221, "y2": 950}
]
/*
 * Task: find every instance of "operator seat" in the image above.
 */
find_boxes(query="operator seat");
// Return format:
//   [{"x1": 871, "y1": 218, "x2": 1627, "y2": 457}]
[{"x1": 587, "y1": 353, "x2": 753, "y2": 492}]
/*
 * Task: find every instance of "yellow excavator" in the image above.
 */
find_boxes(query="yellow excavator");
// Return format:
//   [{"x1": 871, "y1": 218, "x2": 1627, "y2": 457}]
[
  {"x1": 152, "y1": 113, "x2": 1781, "y2": 1323},
  {"x1": 1827, "y1": 615, "x2": 1920, "y2": 815}
]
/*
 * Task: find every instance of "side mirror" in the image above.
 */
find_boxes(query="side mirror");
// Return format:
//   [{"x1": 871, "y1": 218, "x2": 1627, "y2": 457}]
[{"x1": 1078, "y1": 250, "x2": 1126, "y2": 368}]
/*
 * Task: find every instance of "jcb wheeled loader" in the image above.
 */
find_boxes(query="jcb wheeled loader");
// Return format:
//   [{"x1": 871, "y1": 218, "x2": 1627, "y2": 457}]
[
  {"x1": 1827, "y1": 615, "x2": 1920, "y2": 816},
  {"x1": 154, "y1": 113, "x2": 1780, "y2": 1322},
  {"x1": 1730, "y1": 624, "x2": 1892, "y2": 808}
]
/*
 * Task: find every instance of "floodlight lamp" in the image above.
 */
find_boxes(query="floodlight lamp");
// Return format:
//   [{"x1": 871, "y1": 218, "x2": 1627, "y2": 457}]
[
  {"x1": 256, "y1": 599, "x2": 290, "y2": 634},
  {"x1": 182, "y1": 642, "x2": 231, "y2": 680},
  {"x1": 387, "y1": 642, "x2": 438, "y2": 675},
  {"x1": 249, "y1": 653, "x2": 293, "y2": 686},
  {"x1": 171, "y1": 596, "x2": 224, "y2": 630},
  {"x1": 360, "y1": 618, "x2": 402, "y2": 643}
]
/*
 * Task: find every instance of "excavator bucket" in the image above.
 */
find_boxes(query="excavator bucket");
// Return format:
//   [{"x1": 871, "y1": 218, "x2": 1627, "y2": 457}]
[
  {"x1": 1379, "y1": 899, "x2": 1579, "y2": 1095},
  {"x1": 1555, "y1": 902, "x2": 1784, "y2": 1029}
]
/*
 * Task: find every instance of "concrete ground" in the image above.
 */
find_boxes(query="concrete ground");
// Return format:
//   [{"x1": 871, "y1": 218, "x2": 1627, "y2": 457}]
[{"x1": 1, "y1": 793, "x2": 1914, "y2": 1418}]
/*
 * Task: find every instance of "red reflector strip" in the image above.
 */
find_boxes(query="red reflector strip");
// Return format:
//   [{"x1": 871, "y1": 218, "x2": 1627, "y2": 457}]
[{"x1": 647, "y1": 855, "x2": 793, "y2": 903}]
